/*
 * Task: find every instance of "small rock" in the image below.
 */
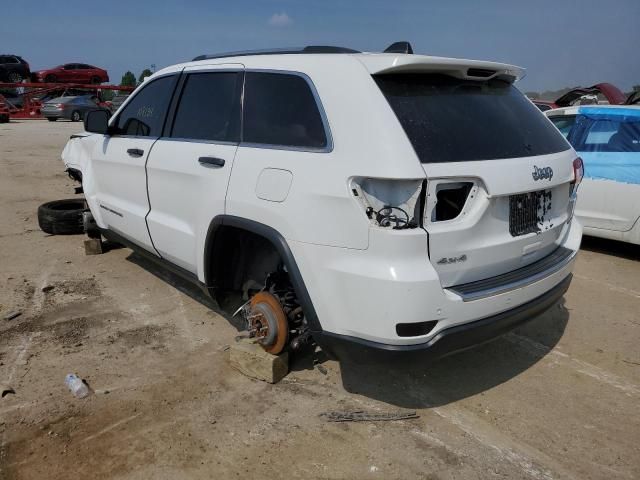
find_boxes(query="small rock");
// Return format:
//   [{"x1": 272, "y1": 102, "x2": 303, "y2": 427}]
[{"x1": 42, "y1": 285, "x2": 54, "y2": 293}]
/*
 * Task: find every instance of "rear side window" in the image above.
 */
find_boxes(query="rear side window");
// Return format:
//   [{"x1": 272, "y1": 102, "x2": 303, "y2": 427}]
[
  {"x1": 242, "y1": 72, "x2": 328, "y2": 149},
  {"x1": 375, "y1": 74, "x2": 570, "y2": 163},
  {"x1": 171, "y1": 72, "x2": 241, "y2": 143},
  {"x1": 576, "y1": 117, "x2": 640, "y2": 152},
  {"x1": 116, "y1": 75, "x2": 176, "y2": 137},
  {"x1": 549, "y1": 115, "x2": 576, "y2": 139}
]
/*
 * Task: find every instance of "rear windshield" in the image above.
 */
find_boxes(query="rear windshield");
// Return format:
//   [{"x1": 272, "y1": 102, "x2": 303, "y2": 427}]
[{"x1": 375, "y1": 74, "x2": 570, "y2": 163}]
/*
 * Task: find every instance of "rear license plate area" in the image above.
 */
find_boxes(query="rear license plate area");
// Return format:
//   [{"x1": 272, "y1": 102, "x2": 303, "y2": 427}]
[{"x1": 509, "y1": 190, "x2": 552, "y2": 237}]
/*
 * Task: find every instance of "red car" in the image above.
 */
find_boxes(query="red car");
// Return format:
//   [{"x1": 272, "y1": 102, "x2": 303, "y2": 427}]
[
  {"x1": 531, "y1": 83, "x2": 626, "y2": 111},
  {"x1": 34, "y1": 63, "x2": 109, "y2": 84}
]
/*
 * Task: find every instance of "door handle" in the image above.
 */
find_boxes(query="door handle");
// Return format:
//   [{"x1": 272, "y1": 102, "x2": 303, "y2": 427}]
[
  {"x1": 127, "y1": 148, "x2": 144, "y2": 157},
  {"x1": 198, "y1": 156, "x2": 225, "y2": 168}
]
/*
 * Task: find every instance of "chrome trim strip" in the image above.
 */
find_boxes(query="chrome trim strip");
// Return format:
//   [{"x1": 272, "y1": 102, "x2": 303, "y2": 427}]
[{"x1": 447, "y1": 247, "x2": 577, "y2": 302}]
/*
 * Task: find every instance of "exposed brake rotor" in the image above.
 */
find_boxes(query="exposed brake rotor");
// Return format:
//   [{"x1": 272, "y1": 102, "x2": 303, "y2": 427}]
[{"x1": 247, "y1": 291, "x2": 288, "y2": 355}]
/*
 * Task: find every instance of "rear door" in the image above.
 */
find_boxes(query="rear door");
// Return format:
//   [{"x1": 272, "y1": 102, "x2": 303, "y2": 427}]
[
  {"x1": 567, "y1": 110, "x2": 640, "y2": 231},
  {"x1": 61, "y1": 64, "x2": 76, "y2": 82},
  {"x1": 145, "y1": 65, "x2": 243, "y2": 273},
  {"x1": 90, "y1": 73, "x2": 178, "y2": 251},
  {"x1": 375, "y1": 74, "x2": 576, "y2": 287}
]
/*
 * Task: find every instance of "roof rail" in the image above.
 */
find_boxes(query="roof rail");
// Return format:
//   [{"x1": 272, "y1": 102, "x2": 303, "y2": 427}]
[{"x1": 192, "y1": 45, "x2": 360, "y2": 62}]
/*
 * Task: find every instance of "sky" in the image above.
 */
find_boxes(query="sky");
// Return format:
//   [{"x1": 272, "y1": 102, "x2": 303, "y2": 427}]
[{"x1": 3, "y1": 0, "x2": 639, "y2": 93}]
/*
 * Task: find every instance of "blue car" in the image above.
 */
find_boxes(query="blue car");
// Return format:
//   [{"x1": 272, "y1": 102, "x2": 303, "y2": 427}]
[{"x1": 546, "y1": 105, "x2": 640, "y2": 244}]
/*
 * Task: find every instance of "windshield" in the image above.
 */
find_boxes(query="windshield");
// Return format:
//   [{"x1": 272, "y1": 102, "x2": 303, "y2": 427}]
[{"x1": 375, "y1": 74, "x2": 571, "y2": 163}]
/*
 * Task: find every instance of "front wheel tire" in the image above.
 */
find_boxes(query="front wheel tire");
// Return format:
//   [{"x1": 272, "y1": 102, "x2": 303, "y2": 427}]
[{"x1": 70, "y1": 110, "x2": 81, "y2": 122}]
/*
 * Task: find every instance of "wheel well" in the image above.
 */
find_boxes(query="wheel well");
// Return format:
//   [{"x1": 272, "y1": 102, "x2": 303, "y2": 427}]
[
  {"x1": 66, "y1": 168, "x2": 82, "y2": 183},
  {"x1": 208, "y1": 225, "x2": 281, "y2": 299},
  {"x1": 204, "y1": 217, "x2": 322, "y2": 333}
]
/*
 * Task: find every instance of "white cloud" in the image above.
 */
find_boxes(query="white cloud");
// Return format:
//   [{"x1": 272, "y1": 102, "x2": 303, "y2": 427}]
[{"x1": 268, "y1": 12, "x2": 293, "y2": 27}]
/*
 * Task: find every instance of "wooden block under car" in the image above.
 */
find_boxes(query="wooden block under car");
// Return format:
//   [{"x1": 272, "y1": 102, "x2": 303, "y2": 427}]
[
  {"x1": 84, "y1": 238, "x2": 103, "y2": 255},
  {"x1": 228, "y1": 338, "x2": 289, "y2": 383}
]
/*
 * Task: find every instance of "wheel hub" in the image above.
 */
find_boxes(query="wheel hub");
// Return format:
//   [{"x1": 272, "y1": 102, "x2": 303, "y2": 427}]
[{"x1": 247, "y1": 292, "x2": 288, "y2": 354}]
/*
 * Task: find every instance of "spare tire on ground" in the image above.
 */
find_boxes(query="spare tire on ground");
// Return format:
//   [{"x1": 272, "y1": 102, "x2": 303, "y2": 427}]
[{"x1": 38, "y1": 199, "x2": 86, "y2": 235}]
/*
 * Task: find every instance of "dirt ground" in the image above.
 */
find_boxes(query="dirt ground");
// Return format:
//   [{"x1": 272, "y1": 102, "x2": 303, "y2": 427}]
[{"x1": 0, "y1": 120, "x2": 639, "y2": 480}]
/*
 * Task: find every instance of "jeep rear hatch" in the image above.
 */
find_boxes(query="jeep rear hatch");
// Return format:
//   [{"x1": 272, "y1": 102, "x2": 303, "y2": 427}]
[{"x1": 373, "y1": 70, "x2": 577, "y2": 288}]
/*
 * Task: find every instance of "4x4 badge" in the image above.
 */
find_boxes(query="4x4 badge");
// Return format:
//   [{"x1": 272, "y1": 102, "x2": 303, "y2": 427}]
[
  {"x1": 532, "y1": 165, "x2": 553, "y2": 181},
  {"x1": 437, "y1": 254, "x2": 467, "y2": 265}
]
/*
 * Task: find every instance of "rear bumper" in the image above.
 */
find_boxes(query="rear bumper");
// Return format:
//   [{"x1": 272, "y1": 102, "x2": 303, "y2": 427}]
[
  {"x1": 43, "y1": 110, "x2": 66, "y2": 119},
  {"x1": 290, "y1": 218, "x2": 581, "y2": 347},
  {"x1": 315, "y1": 273, "x2": 572, "y2": 364}
]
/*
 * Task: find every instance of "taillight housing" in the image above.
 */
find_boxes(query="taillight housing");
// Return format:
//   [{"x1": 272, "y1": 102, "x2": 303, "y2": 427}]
[
  {"x1": 55, "y1": 103, "x2": 65, "y2": 109},
  {"x1": 350, "y1": 177, "x2": 424, "y2": 230},
  {"x1": 570, "y1": 157, "x2": 583, "y2": 197},
  {"x1": 567, "y1": 157, "x2": 583, "y2": 224}
]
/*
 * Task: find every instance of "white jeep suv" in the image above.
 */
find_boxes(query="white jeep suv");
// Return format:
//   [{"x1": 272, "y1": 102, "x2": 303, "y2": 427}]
[{"x1": 62, "y1": 44, "x2": 583, "y2": 363}]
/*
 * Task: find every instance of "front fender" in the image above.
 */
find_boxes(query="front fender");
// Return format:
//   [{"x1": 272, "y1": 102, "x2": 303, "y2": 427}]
[{"x1": 61, "y1": 133, "x2": 107, "y2": 228}]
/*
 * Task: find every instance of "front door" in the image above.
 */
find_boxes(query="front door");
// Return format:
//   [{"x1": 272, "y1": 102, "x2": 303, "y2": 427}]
[
  {"x1": 146, "y1": 66, "x2": 243, "y2": 274},
  {"x1": 91, "y1": 73, "x2": 179, "y2": 252}
]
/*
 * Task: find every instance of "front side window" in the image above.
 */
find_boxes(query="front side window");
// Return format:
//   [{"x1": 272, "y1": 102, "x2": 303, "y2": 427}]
[
  {"x1": 375, "y1": 74, "x2": 571, "y2": 163},
  {"x1": 242, "y1": 72, "x2": 328, "y2": 149},
  {"x1": 115, "y1": 75, "x2": 176, "y2": 137},
  {"x1": 170, "y1": 72, "x2": 241, "y2": 142}
]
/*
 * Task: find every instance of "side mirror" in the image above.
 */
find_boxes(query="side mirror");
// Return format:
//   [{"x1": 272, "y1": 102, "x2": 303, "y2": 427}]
[{"x1": 84, "y1": 109, "x2": 110, "y2": 134}]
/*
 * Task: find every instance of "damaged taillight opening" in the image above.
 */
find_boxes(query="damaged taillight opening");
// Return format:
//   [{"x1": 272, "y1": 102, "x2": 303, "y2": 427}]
[
  {"x1": 350, "y1": 177, "x2": 425, "y2": 229},
  {"x1": 433, "y1": 182, "x2": 473, "y2": 221}
]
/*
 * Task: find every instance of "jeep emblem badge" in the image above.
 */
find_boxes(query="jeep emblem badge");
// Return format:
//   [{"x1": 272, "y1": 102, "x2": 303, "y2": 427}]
[{"x1": 532, "y1": 165, "x2": 553, "y2": 181}]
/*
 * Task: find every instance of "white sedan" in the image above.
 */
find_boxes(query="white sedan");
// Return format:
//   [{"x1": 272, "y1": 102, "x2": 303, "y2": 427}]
[{"x1": 546, "y1": 105, "x2": 640, "y2": 244}]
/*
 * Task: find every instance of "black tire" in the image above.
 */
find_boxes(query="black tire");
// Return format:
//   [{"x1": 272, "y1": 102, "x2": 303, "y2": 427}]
[
  {"x1": 38, "y1": 199, "x2": 86, "y2": 235},
  {"x1": 47, "y1": 117, "x2": 58, "y2": 122},
  {"x1": 7, "y1": 72, "x2": 22, "y2": 83},
  {"x1": 44, "y1": 74, "x2": 57, "y2": 83},
  {"x1": 70, "y1": 110, "x2": 81, "y2": 122}
]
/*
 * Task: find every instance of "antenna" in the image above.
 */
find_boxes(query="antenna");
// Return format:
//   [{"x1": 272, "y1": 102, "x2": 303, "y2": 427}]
[{"x1": 383, "y1": 42, "x2": 414, "y2": 54}]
